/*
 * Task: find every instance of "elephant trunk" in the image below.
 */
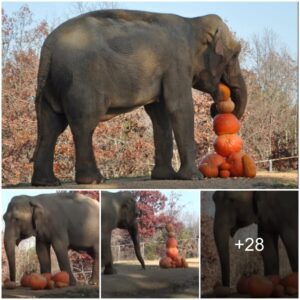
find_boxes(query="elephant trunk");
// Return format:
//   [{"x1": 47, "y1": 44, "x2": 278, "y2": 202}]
[
  {"x1": 229, "y1": 74, "x2": 247, "y2": 119},
  {"x1": 129, "y1": 224, "x2": 145, "y2": 269},
  {"x1": 4, "y1": 229, "x2": 16, "y2": 281},
  {"x1": 214, "y1": 215, "x2": 231, "y2": 287}
]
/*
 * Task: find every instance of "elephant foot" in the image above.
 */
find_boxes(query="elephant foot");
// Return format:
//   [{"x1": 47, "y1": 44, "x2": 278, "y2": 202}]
[
  {"x1": 103, "y1": 266, "x2": 117, "y2": 275},
  {"x1": 31, "y1": 172, "x2": 61, "y2": 186},
  {"x1": 75, "y1": 171, "x2": 106, "y2": 184},
  {"x1": 151, "y1": 166, "x2": 176, "y2": 180},
  {"x1": 69, "y1": 277, "x2": 77, "y2": 286},
  {"x1": 175, "y1": 166, "x2": 203, "y2": 180}
]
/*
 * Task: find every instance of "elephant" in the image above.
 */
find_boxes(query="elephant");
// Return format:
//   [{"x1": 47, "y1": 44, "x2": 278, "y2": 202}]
[
  {"x1": 3, "y1": 192, "x2": 99, "y2": 285},
  {"x1": 30, "y1": 9, "x2": 247, "y2": 186},
  {"x1": 101, "y1": 191, "x2": 145, "y2": 274},
  {"x1": 213, "y1": 191, "x2": 298, "y2": 287}
]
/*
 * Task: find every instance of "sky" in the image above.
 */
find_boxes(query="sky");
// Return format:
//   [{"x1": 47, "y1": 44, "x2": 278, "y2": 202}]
[{"x1": 2, "y1": 1, "x2": 298, "y2": 59}]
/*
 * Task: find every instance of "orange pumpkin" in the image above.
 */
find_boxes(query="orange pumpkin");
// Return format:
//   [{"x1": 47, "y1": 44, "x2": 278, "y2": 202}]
[
  {"x1": 165, "y1": 223, "x2": 174, "y2": 232},
  {"x1": 198, "y1": 153, "x2": 225, "y2": 178},
  {"x1": 217, "y1": 100, "x2": 235, "y2": 113},
  {"x1": 220, "y1": 170, "x2": 230, "y2": 178},
  {"x1": 166, "y1": 247, "x2": 179, "y2": 259},
  {"x1": 30, "y1": 273, "x2": 47, "y2": 290},
  {"x1": 167, "y1": 232, "x2": 176, "y2": 238},
  {"x1": 214, "y1": 134, "x2": 243, "y2": 157},
  {"x1": 236, "y1": 275, "x2": 250, "y2": 294},
  {"x1": 242, "y1": 154, "x2": 256, "y2": 178},
  {"x1": 21, "y1": 274, "x2": 32, "y2": 287},
  {"x1": 220, "y1": 162, "x2": 231, "y2": 170},
  {"x1": 248, "y1": 275, "x2": 273, "y2": 298},
  {"x1": 286, "y1": 286, "x2": 298, "y2": 296},
  {"x1": 280, "y1": 272, "x2": 298, "y2": 289},
  {"x1": 272, "y1": 284, "x2": 285, "y2": 298},
  {"x1": 159, "y1": 256, "x2": 173, "y2": 268},
  {"x1": 218, "y1": 83, "x2": 231, "y2": 101},
  {"x1": 267, "y1": 275, "x2": 281, "y2": 286},
  {"x1": 173, "y1": 255, "x2": 183, "y2": 268},
  {"x1": 181, "y1": 257, "x2": 189, "y2": 268},
  {"x1": 213, "y1": 113, "x2": 241, "y2": 135},
  {"x1": 227, "y1": 152, "x2": 244, "y2": 177},
  {"x1": 52, "y1": 271, "x2": 69, "y2": 285},
  {"x1": 166, "y1": 238, "x2": 178, "y2": 248}
]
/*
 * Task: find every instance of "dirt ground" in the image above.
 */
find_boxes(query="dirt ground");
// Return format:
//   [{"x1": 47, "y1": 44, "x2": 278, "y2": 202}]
[
  {"x1": 5, "y1": 171, "x2": 298, "y2": 189},
  {"x1": 101, "y1": 258, "x2": 199, "y2": 298},
  {"x1": 2, "y1": 284, "x2": 99, "y2": 298}
]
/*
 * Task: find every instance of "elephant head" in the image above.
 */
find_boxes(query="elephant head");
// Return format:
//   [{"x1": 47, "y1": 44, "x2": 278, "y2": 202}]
[
  {"x1": 192, "y1": 15, "x2": 247, "y2": 119},
  {"x1": 116, "y1": 192, "x2": 145, "y2": 269},
  {"x1": 213, "y1": 191, "x2": 256, "y2": 286},
  {"x1": 3, "y1": 196, "x2": 44, "y2": 281}
]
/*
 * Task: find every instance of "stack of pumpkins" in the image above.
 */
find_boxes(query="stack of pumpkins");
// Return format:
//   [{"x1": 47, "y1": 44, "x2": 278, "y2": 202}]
[
  {"x1": 199, "y1": 83, "x2": 256, "y2": 178},
  {"x1": 3, "y1": 271, "x2": 69, "y2": 290},
  {"x1": 236, "y1": 272, "x2": 298, "y2": 297},
  {"x1": 159, "y1": 223, "x2": 188, "y2": 269}
]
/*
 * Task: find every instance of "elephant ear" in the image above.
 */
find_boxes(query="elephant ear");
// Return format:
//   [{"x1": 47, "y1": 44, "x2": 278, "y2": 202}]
[{"x1": 29, "y1": 201, "x2": 47, "y2": 236}]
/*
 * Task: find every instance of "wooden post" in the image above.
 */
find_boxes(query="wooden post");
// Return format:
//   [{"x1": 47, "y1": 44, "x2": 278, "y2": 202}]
[{"x1": 269, "y1": 160, "x2": 273, "y2": 172}]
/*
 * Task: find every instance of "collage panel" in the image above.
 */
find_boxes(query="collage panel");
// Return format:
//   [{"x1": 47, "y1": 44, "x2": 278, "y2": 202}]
[
  {"x1": 201, "y1": 190, "x2": 298, "y2": 298},
  {"x1": 1, "y1": 190, "x2": 99, "y2": 298},
  {"x1": 101, "y1": 190, "x2": 200, "y2": 298}
]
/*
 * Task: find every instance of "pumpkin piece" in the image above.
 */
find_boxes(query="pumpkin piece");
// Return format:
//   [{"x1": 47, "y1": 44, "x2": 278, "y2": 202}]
[
  {"x1": 280, "y1": 272, "x2": 298, "y2": 289},
  {"x1": 242, "y1": 154, "x2": 256, "y2": 178},
  {"x1": 30, "y1": 273, "x2": 47, "y2": 290},
  {"x1": 46, "y1": 280, "x2": 55, "y2": 289},
  {"x1": 220, "y1": 170, "x2": 230, "y2": 178},
  {"x1": 166, "y1": 238, "x2": 178, "y2": 248},
  {"x1": 248, "y1": 275, "x2": 273, "y2": 298},
  {"x1": 214, "y1": 134, "x2": 243, "y2": 157},
  {"x1": 218, "y1": 83, "x2": 231, "y2": 101},
  {"x1": 286, "y1": 286, "x2": 298, "y2": 296},
  {"x1": 167, "y1": 231, "x2": 176, "y2": 238},
  {"x1": 198, "y1": 153, "x2": 225, "y2": 178},
  {"x1": 220, "y1": 162, "x2": 231, "y2": 171},
  {"x1": 213, "y1": 113, "x2": 241, "y2": 135},
  {"x1": 42, "y1": 273, "x2": 52, "y2": 283},
  {"x1": 236, "y1": 275, "x2": 250, "y2": 294},
  {"x1": 181, "y1": 258, "x2": 189, "y2": 268},
  {"x1": 52, "y1": 271, "x2": 69, "y2": 285},
  {"x1": 21, "y1": 274, "x2": 32, "y2": 287},
  {"x1": 272, "y1": 284, "x2": 285, "y2": 297},
  {"x1": 165, "y1": 223, "x2": 174, "y2": 232},
  {"x1": 55, "y1": 281, "x2": 69, "y2": 288},
  {"x1": 166, "y1": 247, "x2": 179, "y2": 259},
  {"x1": 217, "y1": 100, "x2": 235, "y2": 113},
  {"x1": 159, "y1": 256, "x2": 172, "y2": 268},
  {"x1": 227, "y1": 152, "x2": 244, "y2": 177},
  {"x1": 3, "y1": 280, "x2": 17, "y2": 289}
]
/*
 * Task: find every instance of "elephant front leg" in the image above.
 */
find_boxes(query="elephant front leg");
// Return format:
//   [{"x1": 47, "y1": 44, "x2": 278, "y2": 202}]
[
  {"x1": 89, "y1": 247, "x2": 99, "y2": 285},
  {"x1": 258, "y1": 227, "x2": 279, "y2": 275},
  {"x1": 145, "y1": 101, "x2": 176, "y2": 179},
  {"x1": 102, "y1": 231, "x2": 116, "y2": 275},
  {"x1": 163, "y1": 73, "x2": 203, "y2": 180},
  {"x1": 36, "y1": 240, "x2": 51, "y2": 273},
  {"x1": 52, "y1": 240, "x2": 77, "y2": 285}
]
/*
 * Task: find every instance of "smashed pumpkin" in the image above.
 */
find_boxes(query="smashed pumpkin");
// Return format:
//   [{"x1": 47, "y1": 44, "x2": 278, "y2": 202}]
[{"x1": 30, "y1": 273, "x2": 47, "y2": 290}]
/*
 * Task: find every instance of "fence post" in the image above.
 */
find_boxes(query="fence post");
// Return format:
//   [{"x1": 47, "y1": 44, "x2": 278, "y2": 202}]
[{"x1": 269, "y1": 160, "x2": 273, "y2": 172}]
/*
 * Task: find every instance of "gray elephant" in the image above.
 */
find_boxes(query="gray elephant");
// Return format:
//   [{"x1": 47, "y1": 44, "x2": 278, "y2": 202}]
[
  {"x1": 31, "y1": 9, "x2": 247, "y2": 186},
  {"x1": 213, "y1": 191, "x2": 298, "y2": 287},
  {"x1": 3, "y1": 192, "x2": 99, "y2": 285},
  {"x1": 101, "y1": 191, "x2": 145, "y2": 274}
]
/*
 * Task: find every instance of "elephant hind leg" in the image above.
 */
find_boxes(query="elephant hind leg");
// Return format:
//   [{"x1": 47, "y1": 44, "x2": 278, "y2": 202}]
[
  {"x1": 145, "y1": 101, "x2": 176, "y2": 179},
  {"x1": 31, "y1": 96, "x2": 68, "y2": 186},
  {"x1": 89, "y1": 246, "x2": 99, "y2": 285},
  {"x1": 280, "y1": 228, "x2": 298, "y2": 272}
]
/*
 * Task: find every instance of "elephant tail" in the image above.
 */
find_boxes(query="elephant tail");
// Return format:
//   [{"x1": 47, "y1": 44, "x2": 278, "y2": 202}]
[{"x1": 30, "y1": 40, "x2": 52, "y2": 163}]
